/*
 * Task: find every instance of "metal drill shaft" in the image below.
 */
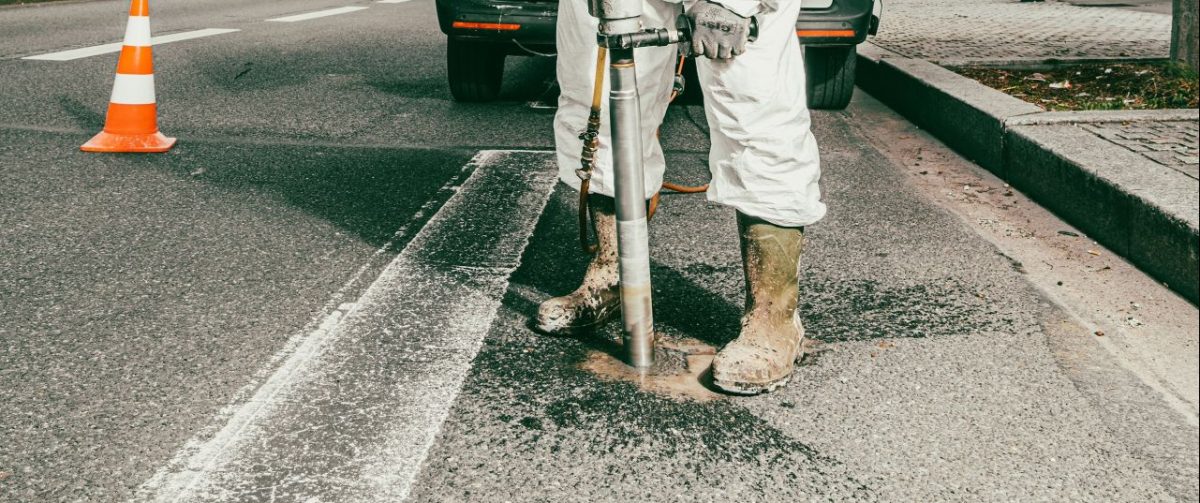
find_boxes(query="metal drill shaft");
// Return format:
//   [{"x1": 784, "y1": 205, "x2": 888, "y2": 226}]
[{"x1": 607, "y1": 47, "x2": 654, "y2": 369}]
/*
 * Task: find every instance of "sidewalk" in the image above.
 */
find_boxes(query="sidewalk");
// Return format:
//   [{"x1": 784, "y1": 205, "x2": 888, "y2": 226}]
[
  {"x1": 871, "y1": 0, "x2": 1171, "y2": 63},
  {"x1": 1081, "y1": 120, "x2": 1198, "y2": 177},
  {"x1": 857, "y1": 0, "x2": 1199, "y2": 303}
]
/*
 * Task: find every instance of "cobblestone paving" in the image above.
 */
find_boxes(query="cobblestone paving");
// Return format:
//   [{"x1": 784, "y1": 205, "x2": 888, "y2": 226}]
[
  {"x1": 1080, "y1": 121, "x2": 1200, "y2": 179},
  {"x1": 872, "y1": 0, "x2": 1171, "y2": 61}
]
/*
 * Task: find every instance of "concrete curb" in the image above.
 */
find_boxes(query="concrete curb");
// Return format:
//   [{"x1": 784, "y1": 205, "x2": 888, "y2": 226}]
[
  {"x1": 931, "y1": 56, "x2": 1169, "y2": 71},
  {"x1": 856, "y1": 43, "x2": 1200, "y2": 304},
  {"x1": 1006, "y1": 109, "x2": 1200, "y2": 126},
  {"x1": 855, "y1": 44, "x2": 1043, "y2": 175}
]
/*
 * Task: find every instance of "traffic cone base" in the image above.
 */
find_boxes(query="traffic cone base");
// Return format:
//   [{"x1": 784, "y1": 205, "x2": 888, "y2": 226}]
[
  {"x1": 81, "y1": 130, "x2": 175, "y2": 153},
  {"x1": 82, "y1": 0, "x2": 174, "y2": 153}
]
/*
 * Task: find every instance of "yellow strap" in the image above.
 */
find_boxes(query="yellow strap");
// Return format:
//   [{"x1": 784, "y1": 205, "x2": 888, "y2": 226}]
[
  {"x1": 579, "y1": 47, "x2": 608, "y2": 254},
  {"x1": 591, "y1": 47, "x2": 607, "y2": 111}
]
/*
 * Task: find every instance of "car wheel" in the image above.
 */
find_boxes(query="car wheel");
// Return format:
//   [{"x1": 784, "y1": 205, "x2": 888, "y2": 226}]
[
  {"x1": 804, "y1": 45, "x2": 856, "y2": 110},
  {"x1": 447, "y1": 38, "x2": 505, "y2": 102}
]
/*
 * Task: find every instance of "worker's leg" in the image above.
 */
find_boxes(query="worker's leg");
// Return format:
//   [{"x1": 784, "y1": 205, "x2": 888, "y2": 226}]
[
  {"x1": 540, "y1": 0, "x2": 680, "y2": 335},
  {"x1": 552, "y1": 0, "x2": 681, "y2": 201},
  {"x1": 695, "y1": 0, "x2": 821, "y2": 392},
  {"x1": 694, "y1": 0, "x2": 826, "y2": 228}
]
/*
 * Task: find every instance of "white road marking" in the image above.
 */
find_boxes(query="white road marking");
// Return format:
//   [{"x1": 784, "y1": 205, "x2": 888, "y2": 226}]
[
  {"x1": 132, "y1": 151, "x2": 558, "y2": 503},
  {"x1": 266, "y1": 6, "x2": 369, "y2": 22},
  {"x1": 377, "y1": 0, "x2": 412, "y2": 3},
  {"x1": 129, "y1": 155, "x2": 479, "y2": 503},
  {"x1": 22, "y1": 28, "x2": 240, "y2": 61}
]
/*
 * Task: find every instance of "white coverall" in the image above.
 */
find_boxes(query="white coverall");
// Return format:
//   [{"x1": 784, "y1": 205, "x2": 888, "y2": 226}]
[{"x1": 553, "y1": 0, "x2": 826, "y2": 228}]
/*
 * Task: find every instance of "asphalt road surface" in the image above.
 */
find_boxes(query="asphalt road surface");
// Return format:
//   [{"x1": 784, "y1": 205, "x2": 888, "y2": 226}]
[{"x1": 1, "y1": 0, "x2": 1197, "y2": 502}]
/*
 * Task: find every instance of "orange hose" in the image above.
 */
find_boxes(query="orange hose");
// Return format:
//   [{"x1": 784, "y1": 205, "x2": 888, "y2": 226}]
[
  {"x1": 662, "y1": 181, "x2": 708, "y2": 193},
  {"x1": 668, "y1": 55, "x2": 686, "y2": 101},
  {"x1": 655, "y1": 55, "x2": 710, "y2": 197}
]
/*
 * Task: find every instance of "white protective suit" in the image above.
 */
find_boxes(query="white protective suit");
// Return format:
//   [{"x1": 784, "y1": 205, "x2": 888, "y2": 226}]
[{"x1": 553, "y1": 0, "x2": 827, "y2": 228}]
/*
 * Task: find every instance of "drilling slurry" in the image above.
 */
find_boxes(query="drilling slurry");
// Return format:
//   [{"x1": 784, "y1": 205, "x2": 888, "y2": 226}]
[{"x1": 579, "y1": 335, "x2": 721, "y2": 402}]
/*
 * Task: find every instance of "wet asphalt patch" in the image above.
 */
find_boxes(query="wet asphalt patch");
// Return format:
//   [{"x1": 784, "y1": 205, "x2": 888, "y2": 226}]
[{"x1": 406, "y1": 188, "x2": 878, "y2": 501}]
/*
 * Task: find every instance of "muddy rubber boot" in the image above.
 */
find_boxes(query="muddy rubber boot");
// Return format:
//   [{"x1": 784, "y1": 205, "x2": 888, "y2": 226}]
[
  {"x1": 712, "y1": 212, "x2": 806, "y2": 395},
  {"x1": 536, "y1": 195, "x2": 621, "y2": 334}
]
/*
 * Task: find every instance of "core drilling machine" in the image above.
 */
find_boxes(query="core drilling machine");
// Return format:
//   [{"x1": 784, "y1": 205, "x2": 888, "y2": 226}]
[{"x1": 584, "y1": 0, "x2": 755, "y2": 370}]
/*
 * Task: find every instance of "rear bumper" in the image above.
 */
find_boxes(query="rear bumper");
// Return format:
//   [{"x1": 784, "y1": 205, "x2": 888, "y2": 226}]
[
  {"x1": 436, "y1": 0, "x2": 557, "y2": 47},
  {"x1": 435, "y1": 0, "x2": 874, "y2": 50},
  {"x1": 796, "y1": 0, "x2": 874, "y2": 46}
]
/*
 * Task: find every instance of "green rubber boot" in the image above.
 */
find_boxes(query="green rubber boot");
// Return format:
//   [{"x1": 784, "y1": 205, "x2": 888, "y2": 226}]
[
  {"x1": 536, "y1": 195, "x2": 621, "y2": 334},
  {"x1": 712, "y1": 212, "x2": 806, "y2": 394}
]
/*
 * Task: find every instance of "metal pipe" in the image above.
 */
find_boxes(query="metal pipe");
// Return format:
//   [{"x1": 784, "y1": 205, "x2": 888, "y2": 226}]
[{"x1": 607, "y1": 47, "x2": 654, "y2": 369}]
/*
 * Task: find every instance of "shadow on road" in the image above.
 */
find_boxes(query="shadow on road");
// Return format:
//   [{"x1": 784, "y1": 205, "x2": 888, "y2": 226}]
[{"x1": 139, "y1": 141, "x2": 477, "y2": 247}]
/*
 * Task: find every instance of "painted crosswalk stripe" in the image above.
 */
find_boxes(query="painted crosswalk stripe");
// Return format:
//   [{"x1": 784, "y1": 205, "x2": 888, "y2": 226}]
[
  {"x1": 132, "y1": 151, "x2": 558, "y2": 503},
  {"x1": 266, "y1": 6, "x2": 369, "y2": 22},
  {"x1": 22, "y1": 28, "x2": 239, "y2": 61}
]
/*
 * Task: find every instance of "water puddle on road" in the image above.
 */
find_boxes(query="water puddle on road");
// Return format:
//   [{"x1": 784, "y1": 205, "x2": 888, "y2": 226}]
[{"x1": 579, "y1": 336, "x2": 724, "y2": 402}]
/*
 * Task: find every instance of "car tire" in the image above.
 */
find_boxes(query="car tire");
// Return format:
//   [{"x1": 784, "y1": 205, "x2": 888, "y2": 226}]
[
  {"x1": 804, "y1": 45, "x2": 856, "y2": 110},
  {"x1": 447, "y1": 38, "x2": 505, "y2": 102}
]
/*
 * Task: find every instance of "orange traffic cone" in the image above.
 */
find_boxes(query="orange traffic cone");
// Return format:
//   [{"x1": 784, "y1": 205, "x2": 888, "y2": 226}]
[{"x1": 81, "y1": 0, "x2": 175, "y2": 153}]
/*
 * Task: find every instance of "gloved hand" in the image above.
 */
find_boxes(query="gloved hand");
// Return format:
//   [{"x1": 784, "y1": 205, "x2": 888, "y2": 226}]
[{"x1": 685, "y1": 1, "x2": 753, "y2": 60}]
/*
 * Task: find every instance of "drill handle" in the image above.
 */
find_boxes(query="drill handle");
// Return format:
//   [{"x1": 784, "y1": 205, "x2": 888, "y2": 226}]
[{"x1": 597, "y1": 15, "x2": 757, "y2": 49}]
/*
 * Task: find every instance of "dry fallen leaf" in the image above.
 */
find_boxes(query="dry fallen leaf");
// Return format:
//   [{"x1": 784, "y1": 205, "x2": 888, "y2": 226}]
[
  {"x1": 1087, "y1": 249, "x2": 1101, "y2": 256},
  {"x1": 1094, "y1": 330, "x2": 1105, "y2": 337}
]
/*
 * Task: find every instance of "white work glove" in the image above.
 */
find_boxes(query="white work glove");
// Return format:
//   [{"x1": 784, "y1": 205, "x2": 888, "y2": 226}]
[{"x1": 686, "y1": 0, "x2": 753, "y2": 60}]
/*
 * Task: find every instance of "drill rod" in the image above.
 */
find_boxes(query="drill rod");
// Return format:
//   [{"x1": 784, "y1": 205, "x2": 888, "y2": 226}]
[{"x1": 607, "y1": 46, "x2": 655, "y2": 370}]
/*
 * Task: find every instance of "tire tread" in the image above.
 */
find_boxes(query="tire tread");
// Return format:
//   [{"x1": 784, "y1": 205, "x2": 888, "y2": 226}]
[
  {"x1": 805, "y1": 46, "x2": 856, "y2": 110},
  {"x1": 447, "y1": 38, "x2": 505, "y2": 102}
]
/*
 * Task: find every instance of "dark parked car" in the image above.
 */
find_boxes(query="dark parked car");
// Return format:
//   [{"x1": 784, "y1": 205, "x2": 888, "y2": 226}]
[{"x1": 436, "y1": 0, "x2": 877, "y2": 109}]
